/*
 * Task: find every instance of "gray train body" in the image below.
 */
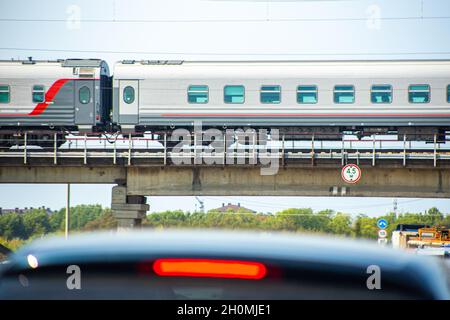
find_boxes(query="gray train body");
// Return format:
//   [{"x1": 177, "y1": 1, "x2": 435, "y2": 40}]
[{"x1": 113, "y1": 60, "x2": 450, "y2": 139}]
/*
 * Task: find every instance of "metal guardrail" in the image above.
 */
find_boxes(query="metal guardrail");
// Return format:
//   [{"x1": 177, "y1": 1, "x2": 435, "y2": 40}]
[{"x1": 0, "y1": 132, "x2": 449, "y2": 167}]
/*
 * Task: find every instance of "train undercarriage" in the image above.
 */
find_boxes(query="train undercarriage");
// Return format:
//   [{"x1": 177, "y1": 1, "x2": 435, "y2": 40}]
[
  {"x1": 0, "y1": 125, "x2": 448, "y2": 149},
  {"x1": 140, "y1": 125, "x2": 449, "y2": 143}
]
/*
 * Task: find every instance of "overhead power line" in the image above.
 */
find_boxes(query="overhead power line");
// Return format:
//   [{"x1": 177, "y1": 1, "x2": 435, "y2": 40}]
[
  {"x1": 1, "y1": 16, "x2": 450, "y2": 23},
  {"x1": 1, "y1": 47, "x2": 450, "y2": 57},
  {"x1": 335, "y1": 198, "x2": 424, "y2": 211},
  {"x1": 202, "y1": 196, "x2": 426, "y2": 212}
]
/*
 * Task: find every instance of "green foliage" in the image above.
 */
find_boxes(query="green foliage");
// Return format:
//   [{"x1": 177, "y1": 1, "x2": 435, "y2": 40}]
[
  {"x1": 0, "y1": 202, "x2": 448, "y2": 253},
  {"x1": 22, "y1": 208, "x2": 51, "y2": 238},
  {"x1": 327, "y1": 213, "x2": 352, "y2": 236},
  {"x1": 83, "y1": 210, "x2": 117, "y2": 231},
  {"x1": 49, "y1": 205, "x2": 105, "y2": 231},
  {"x1": 49, "y1": 209, "x2": 65, "y2": 232},
  {"x1": 275, "y1": 208, "x2": 332, "y2": 232},
  {"x1": 0, "y1": 205, "x2": 113, "y2": 244},
  {"x1": 145, "y1": 210, "x2": 189, "y2": 228},
  {"x1": 0, "y1": 236, "x2": 27, "y2": 261},
  {"x1": 142, "y1": 207, "x2": 449, "y2": 240},
  {"x1": 353, "y1": 215, "x2": 378, "y2": 239},
  {"x1": 70, "y1": 204, "x2": 104, "y2": 230},
  {"x1": 0, "y1": 236, "x2": 26, "y2": 251},
  {"x1": 0, "y1": 213, "x2": 25, "y2": 240}
]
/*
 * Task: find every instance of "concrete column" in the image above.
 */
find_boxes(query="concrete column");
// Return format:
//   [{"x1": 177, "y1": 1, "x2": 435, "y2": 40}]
[{"x1": 111, "y1": 185, "x2": 149, "y2": 230}]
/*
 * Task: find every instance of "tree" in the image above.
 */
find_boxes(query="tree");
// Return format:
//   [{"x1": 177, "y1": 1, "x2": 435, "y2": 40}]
[
  {"x1": 427, "y1": 207, "x2": 444, "y2": 225},
  {"x1": 353, "y1": 215, "x2": 378, "y2": 239},
  {"x1": 145, "y1": 210, "x2": 189, "y2": 228},
  {"x1": 275, "y1": 208, "x2": 331, "y2": 232},
  {"x1": 83, "y1": 211, "x2": 117, "y2": 230},
  {"x1": 328, "y1": 213, "x2": 352, "y2": 236},
  {"x1": 48, "y1": 205, "x2": 106, "y2": 232},
  {"x1": 49, "y1": 209, "x2": 65, "y2": 231},
  {"x1": 22, "y1": 209, "x2": 51, "y2": 238},
  {"x1": 70, "y1": 204, "x2": 104, "y2": 230},
  {"x1": 0, "y1": 214, "x2": 26, "y2": 240}
]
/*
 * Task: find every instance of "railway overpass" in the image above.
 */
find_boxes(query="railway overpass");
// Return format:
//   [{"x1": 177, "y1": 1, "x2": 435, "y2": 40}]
[{"x1": 0, "y1": 133, "x2": 449, "y2": 227}]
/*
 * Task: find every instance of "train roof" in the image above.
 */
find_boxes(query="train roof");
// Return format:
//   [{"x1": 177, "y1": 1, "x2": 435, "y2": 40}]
[
  {"x1": 0, "y1": 59, "x2": 109, "y2": 78},
  {"x1": 116, "y1": 59, "x2": 450, "y2": 64},
  {"x1": 0, "y1": 58, "x2": 104, "y2": 66},
  {"x1": 113, "y1": 59, "x2": 450, "y2": 80}
]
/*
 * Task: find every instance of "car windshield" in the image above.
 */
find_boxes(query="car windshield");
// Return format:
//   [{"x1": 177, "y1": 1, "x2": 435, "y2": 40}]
[{"x1": 2, "y1": 0, "x2": 450, "y2": 306}]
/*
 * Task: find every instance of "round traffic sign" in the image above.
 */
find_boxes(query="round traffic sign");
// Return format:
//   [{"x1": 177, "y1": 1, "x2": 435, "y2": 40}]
[
  {"x1": 377, "y1": 219, "x2": 388, "y2": 229},
  {"x1": 378, "y1": 229, "x2": 387, "y2": 238},
  {"x1": 341, "y1": 164, "x2": 362, "y2": 184}
]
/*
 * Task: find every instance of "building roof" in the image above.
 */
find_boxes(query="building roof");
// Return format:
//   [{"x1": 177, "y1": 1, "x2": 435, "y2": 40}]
[
  {"x1": 0, "y1": 207, "x2": 55, "y2": 215},
  {"x1": 213, "y1": 203, "x2": 256, "y2": 213}
]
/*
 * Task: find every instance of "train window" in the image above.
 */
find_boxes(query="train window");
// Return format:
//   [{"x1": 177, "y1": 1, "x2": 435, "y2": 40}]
[
  {"x1": 260, "y1": 85, "x2": 281, "y2": 104},
  {"x1": 409, "y1": 85, "x2": 430, "y2": 103},
  {"x1": 188, "y1": 85, "x2": 208, "y2": 104},
  {"x1": 334, "y1": 85, "x2": 355, "y2": 104},
  {"x1": 371, "y1": 85, "x2": 392, "y2": 104},
  {"x1": 123, "y1": 86, "x2": 135, "y2": 104},
  {"x1": 447, "y1": 85, "x2": 450, "y2": 103},
  {"x1": 0, "y1": 85, "x2": 9, "y2": 103},
  {"x1": 79, "y1": 86, "x2": 91, "y2": 104},
  {"x1": 297, "y1": 85, "x2": 318, "y2": 104},
  {"x1": 32, "y1": 85, "x2": 45, "y2": 103},
  {"x1": 224, "y1": 85, "x2": 245, "y2": 104}
]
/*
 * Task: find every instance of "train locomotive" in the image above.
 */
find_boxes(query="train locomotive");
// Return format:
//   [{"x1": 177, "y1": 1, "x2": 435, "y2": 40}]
[{"x1": 0, "y1": 58, "x2": 449, "y2": 147}]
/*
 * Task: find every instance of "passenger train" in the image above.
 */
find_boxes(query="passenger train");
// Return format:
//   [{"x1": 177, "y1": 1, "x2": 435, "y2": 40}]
[{"x1": 0, "y1": 58, "x2": 449, "y2": 147}]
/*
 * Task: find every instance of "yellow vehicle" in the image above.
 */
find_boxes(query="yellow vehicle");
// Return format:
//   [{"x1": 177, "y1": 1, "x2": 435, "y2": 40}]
[{"x1": 407, "y1": 227, "x2": 450, "y2": 248}]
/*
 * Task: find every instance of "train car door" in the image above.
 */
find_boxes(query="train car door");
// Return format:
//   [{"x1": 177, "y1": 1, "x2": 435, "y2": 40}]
[
  {"x1": 119, "y1": 80, "x2": 139, "y2": 124},
  {"x1": 75, "y1": 80, "x2": 95, "y2": 125}
]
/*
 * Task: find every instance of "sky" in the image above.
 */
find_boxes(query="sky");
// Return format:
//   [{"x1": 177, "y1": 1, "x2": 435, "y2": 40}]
[{"x1": 0, "y1": 0, "x2": 450, "y2": 216}]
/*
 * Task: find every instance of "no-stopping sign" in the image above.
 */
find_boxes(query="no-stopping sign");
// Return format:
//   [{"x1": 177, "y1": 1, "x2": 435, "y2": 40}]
[
  {"x1": 378, "y1": 229, "x2": 388, "y2": 238},
  {"x1": 341, "y1": 164, "x2": 362, "y2": 184}
]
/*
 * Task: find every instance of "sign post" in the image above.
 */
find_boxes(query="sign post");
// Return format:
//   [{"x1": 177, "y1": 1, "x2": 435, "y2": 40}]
[
  {"x1": 377, "y1": 218, "x2": 388, "y2": 246},
  {"x1": 65, "y1": 183, "x2": 70, "y2": 239}
]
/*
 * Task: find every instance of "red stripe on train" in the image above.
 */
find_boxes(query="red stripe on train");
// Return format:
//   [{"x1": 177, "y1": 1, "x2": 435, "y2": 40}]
[
  {"x1": 28, "y1": 79, "x2": 70, "y2": 116},
  {"x1": 0, "y1": 78, "x2": 99, "y2": 117}
]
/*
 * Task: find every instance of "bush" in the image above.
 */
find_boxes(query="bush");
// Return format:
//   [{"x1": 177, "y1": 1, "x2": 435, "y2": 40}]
[{"x1": 0, "y1": 204, "x2": 448, "y2": 243}]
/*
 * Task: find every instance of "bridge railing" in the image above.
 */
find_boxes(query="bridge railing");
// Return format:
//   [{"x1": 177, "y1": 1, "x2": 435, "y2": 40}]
[{"x1": 0, "y1": 131, "x2": 449, "y2": 167}]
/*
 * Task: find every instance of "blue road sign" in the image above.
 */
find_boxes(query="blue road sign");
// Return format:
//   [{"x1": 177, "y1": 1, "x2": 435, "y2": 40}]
[{"x1": 377, "y1": 219, "x2": 388, "y2": 229}]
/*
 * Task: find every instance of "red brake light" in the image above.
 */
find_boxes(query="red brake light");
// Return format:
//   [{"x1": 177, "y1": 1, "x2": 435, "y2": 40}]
[{"x1": 153, "y1": 258, "x2": 267, "y2": 280}]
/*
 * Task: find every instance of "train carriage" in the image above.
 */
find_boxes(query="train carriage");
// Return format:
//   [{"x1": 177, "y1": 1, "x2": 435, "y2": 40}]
[
  {"x1": 113, "y1": 59, "x2": 450, "y2": 140},
  {"x1": 0, "y1": 59, "x2": 111, "y2": 147}
]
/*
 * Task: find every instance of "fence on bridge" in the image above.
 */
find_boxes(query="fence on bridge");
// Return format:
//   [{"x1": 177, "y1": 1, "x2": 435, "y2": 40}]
[{"x1": 0, "y1": 132, "x2": 449, "y2": 167}]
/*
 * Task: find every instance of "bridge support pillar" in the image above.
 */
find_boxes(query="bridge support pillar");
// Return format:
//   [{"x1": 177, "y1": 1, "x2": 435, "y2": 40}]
[{"x1": 111, "y1": 186, "x2": 149, "y2": 230}]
